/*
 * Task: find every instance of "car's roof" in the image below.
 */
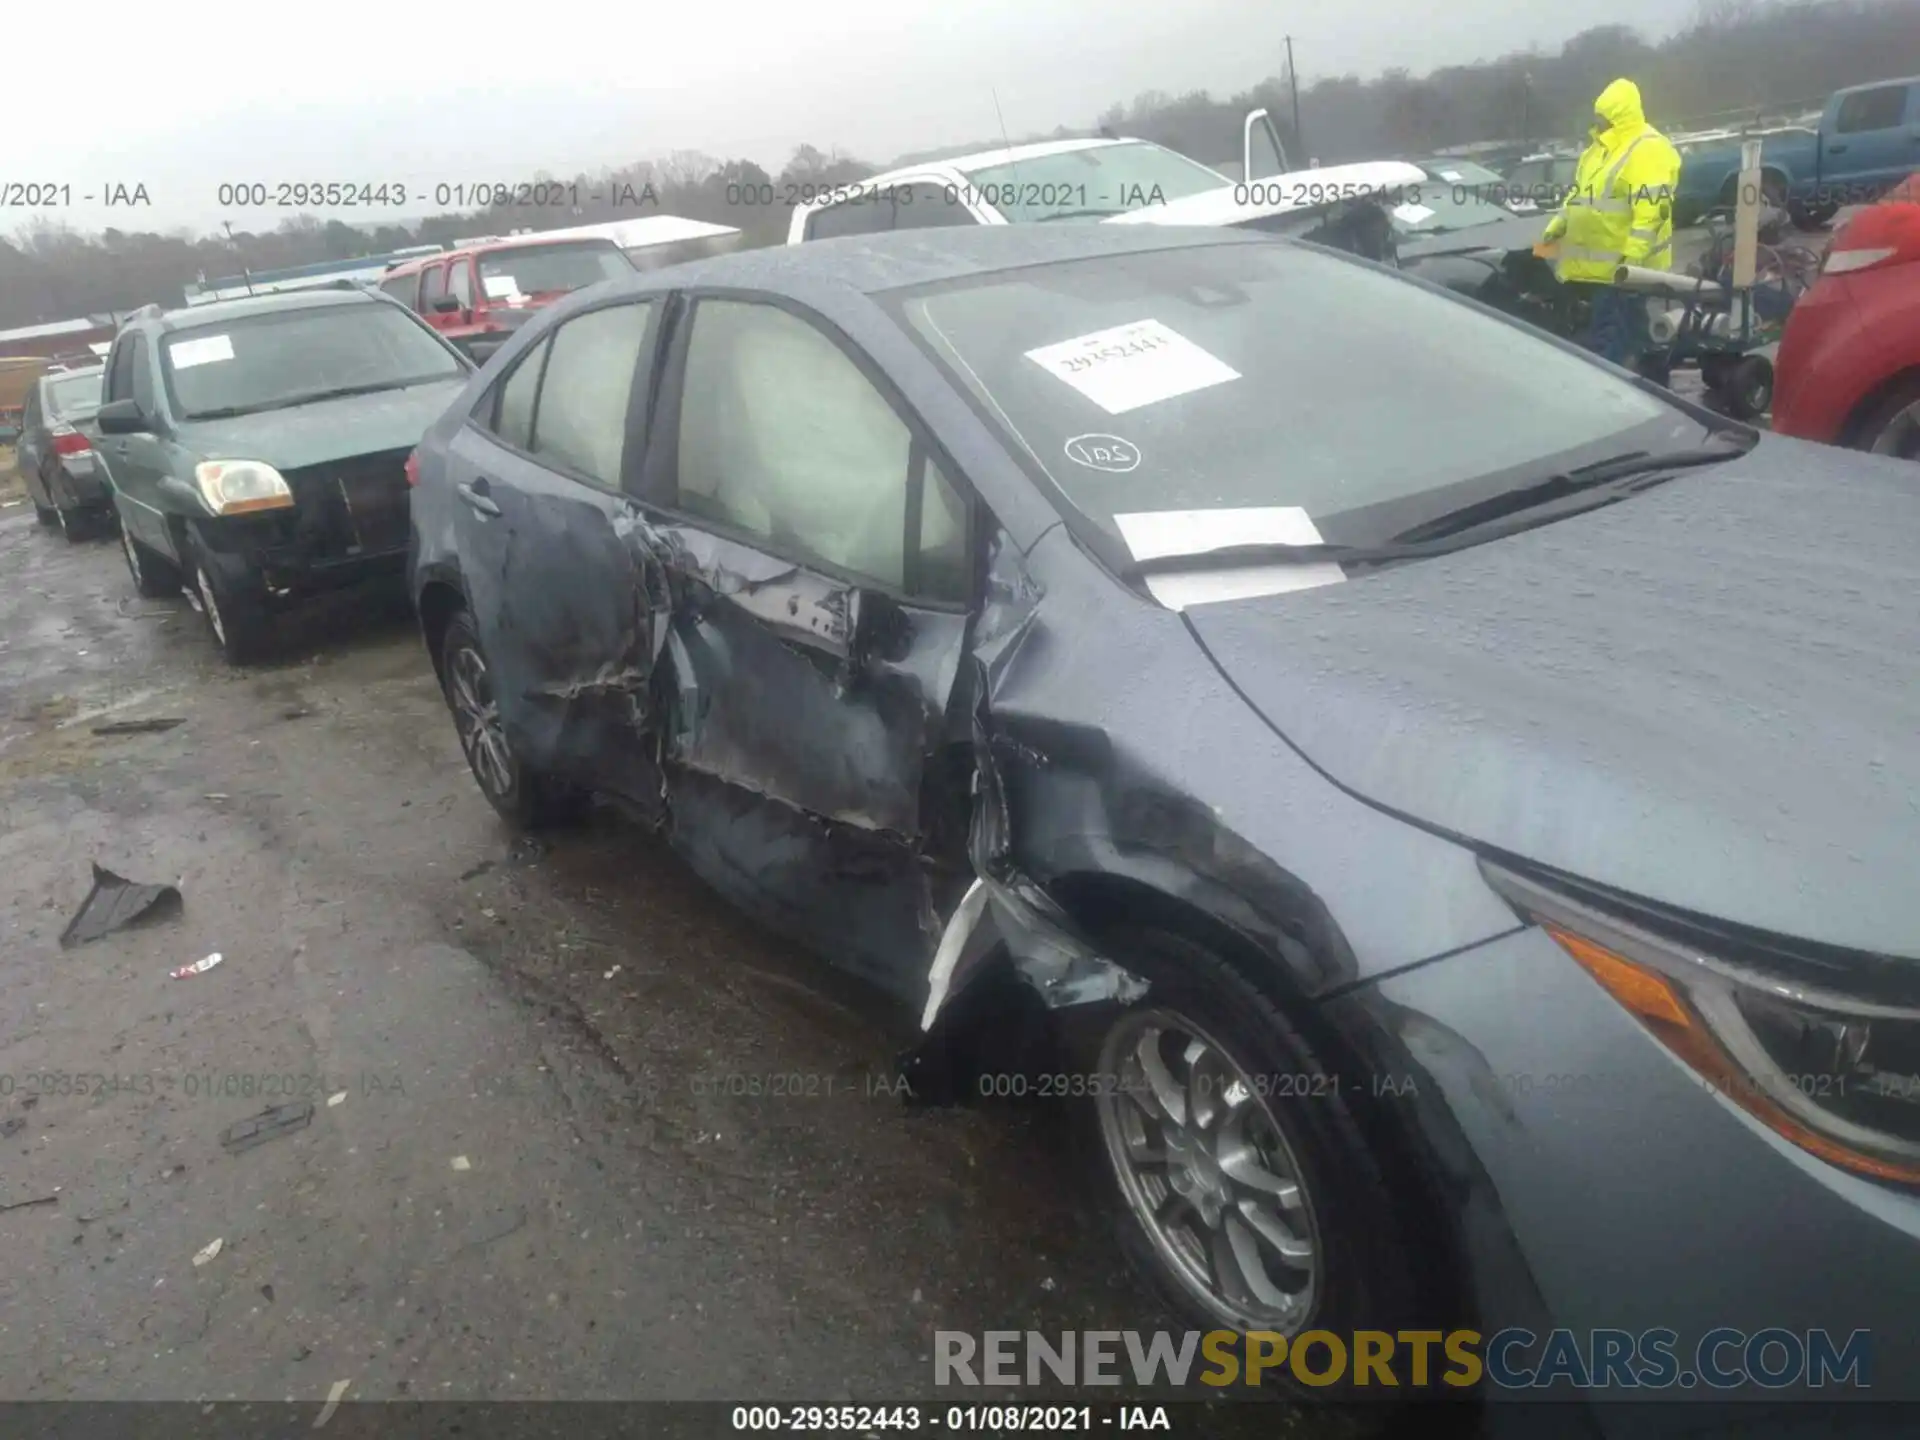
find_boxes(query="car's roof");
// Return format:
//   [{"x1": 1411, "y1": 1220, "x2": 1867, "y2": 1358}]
[
  {"x1": 863, "y1": 136, "x2": 1149, "y2": 186},
  {"x1": 386, "y1": 233, "x2": 621, "y2": 275},
  {"x1": 156, "y1": 287, "x2": 378, "y2": 332},
  {"x1": 602, "y1": 223, "x2": 1264, "y2": 300}
]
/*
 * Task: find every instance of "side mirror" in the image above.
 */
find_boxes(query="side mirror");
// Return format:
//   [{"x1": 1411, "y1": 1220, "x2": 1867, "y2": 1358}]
[
  {"x1": 96, "y1": 397, "x2": 150, "y2": 435},
  {"x1": 431, "y1": 295, "x2": 464, "y2": 315}
]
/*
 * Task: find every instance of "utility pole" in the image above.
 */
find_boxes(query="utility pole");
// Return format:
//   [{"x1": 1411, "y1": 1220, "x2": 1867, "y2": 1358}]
[{"x1": 1285, "y1": 36, "x2": 1304, "y2": 158}]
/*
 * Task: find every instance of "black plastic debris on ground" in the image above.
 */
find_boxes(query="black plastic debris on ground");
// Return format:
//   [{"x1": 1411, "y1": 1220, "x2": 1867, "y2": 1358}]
[
  {"x1": 90, "y1": 718, "x2": 185, "y2": 736},
  {"x1": 59, "y1": 864, "x2": 183, "y2": 948},
  {"x1": 219, "y1": 1102, "x2": 314, "y2": 1155}
]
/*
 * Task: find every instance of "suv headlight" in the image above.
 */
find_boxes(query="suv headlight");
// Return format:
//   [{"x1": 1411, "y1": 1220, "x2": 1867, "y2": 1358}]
[
  {"x1": 195, "y1": 460, "x2": 293, "y2": 516},
  {"x1": 1484, "y1": 862, "x2": 1920, "y2": 1186}
]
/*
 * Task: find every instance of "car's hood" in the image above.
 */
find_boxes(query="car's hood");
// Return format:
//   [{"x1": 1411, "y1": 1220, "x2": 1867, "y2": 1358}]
[
  {"x1": 1396, "y1": 210, "x2": 1547, "y2": 259},
  {"x1": 1182, "y1": 437, "x2": 1920, "y2": 958},
  {"x1": 1104, "y1": 162, "x2": 1427, "y2": 228},
  {"x1": 180, "y1": 378, "x2": 466, "y2": 470}
]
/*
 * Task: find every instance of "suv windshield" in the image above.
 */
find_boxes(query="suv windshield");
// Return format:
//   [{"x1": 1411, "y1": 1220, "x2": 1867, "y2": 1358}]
[
  {"x1": 888, "y1": 240, "x2": 1706, "y2": 559},
  {"x1": 477, "y1": 243, "x2": 632, "y2": 297},
  {"x1": 46, "y1": 369, "x2": 104, "y2": 420},
  {"x1": 162, "y1": 302, "x2": 465, "y2": 420},
  {"x1": 961, "y1": 142, "x2": 1227, "y2": 221}
]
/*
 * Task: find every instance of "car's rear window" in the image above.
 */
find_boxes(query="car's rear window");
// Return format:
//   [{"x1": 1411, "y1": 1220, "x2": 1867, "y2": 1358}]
[
  {"x1": 476, "y1": 243, "x2": 632, "y2": 298},
  {"x1": 161, "y1": 303, "x2": 464, "y2": 420},
  {"x1": 46, "y1": 370, "x2": 104, "y2": 420}
]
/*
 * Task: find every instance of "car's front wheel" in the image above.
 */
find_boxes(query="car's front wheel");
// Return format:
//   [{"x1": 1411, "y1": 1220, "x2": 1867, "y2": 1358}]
[
  {"x1": 1079, "y1": 928, "x2": 1421, "y2": 1378},
  {"x1": 186, "y1": 535, "x2": 273, "y2": 664},
  {"x1": 121, "y1": 524, "x2": 181, "y2": 598},
  {"x1": 439, "y1": 609, "x2": 588, "y2": 829},
  {"x1": 1858, "y1": 375, "x2": 1920, "y2": 463}
]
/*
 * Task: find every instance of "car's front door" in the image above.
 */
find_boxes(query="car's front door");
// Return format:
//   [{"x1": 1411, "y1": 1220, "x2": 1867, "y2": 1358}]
[
  {"x1": 635, "y1": 293, "x2": 978, "y2": 1003},
  {"x1": 445, "y1": 296, "x2": 669, "y2": 808},
  {"x1": 96, "y1": 333, "x2": 172, "y2": 557}
]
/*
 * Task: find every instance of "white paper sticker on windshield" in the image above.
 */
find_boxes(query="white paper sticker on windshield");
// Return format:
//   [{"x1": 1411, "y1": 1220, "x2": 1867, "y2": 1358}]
[
  {"x1": 1114, "y1": 506, "x2": 1323, "y2": 562},
  {"x1": 1114, "y1": 508, "x2": 1343, "y2": 610},
  {"x1": 482, "y1": 275, "x2": 520, "y2": 299},
  {"x1": 1439, "y1": 169, "x2": 1463, "y2": 182},
  {"x1": 1025, "y1": 319, "x2": 1239, "y2": 415},
  {"x1": 170, "y1": 334, "x2": 234, "y2": 369},
  {"x1": 1392, "y1": 202, "x2": 1436, "y2": 225}
]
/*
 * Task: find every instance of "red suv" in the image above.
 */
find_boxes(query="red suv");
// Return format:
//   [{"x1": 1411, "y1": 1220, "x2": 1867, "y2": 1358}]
[
  {"x1": 1772, "y1": 175, "x2": 1920, "y2": 460},
  {"x1": 378, "y1": 235, "x2": 635, "y2": 362}
]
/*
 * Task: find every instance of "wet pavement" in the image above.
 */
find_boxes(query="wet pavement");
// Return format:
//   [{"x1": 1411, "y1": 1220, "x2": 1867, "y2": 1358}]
[{"x1": 0, "y1": 509, "x2": 1376, "y2": 1432}]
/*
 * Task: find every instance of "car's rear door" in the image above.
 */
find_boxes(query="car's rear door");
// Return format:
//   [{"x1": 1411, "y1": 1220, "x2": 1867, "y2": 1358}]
[
  {"x1": 633, "y1": 292, "x2": 979, "y2": 1002},
  {"x1": 444, "y1": 296, "x2": 668, "y2": 807}
]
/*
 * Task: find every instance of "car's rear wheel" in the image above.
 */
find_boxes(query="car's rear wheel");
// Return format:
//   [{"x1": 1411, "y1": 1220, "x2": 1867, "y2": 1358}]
[
  {"x1": 186, "y1": 535, "x2": 273, "y2": 665},
  {"x1": 439, "y1": 610, "x2": 588, "y2": 829},
  {"x1": 1077, "y1": 928, "x2": 1420, "y2": 1378},
  {"x1": 1857, "y1": 375, "x2": 1920, "y2": 463},
  {"x1": 122, "y1": 525, "x2": 181, "y2": 598}
]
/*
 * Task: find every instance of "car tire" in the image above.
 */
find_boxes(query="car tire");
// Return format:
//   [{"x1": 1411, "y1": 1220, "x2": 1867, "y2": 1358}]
[
  {"x1": 121, "y1": 524, "x2": 181, "y2": 598},
  {"x1": 1071, "y1": 927, "x2": 1421, "y2": 1383},
  {"x1": 1787, "y1": 199, "x2": 1838, "y2": 231},
  {"x1": 1713, "y1": 353, "x2": 1773, "y2": 422},
  {"x1": 54, "y1": 501, "x2": 86, "y2": 544},
  {"x1": 438, "y1": 609, "x2": 590, "y2": 829},
  {"x1": 186, "y1": 534, "x2": 273, "y2": 665},
  {"x1": 1854, "y1": 374, "x2": 1920, "y2": 463},
  {"x1": 33, "y1": 500, "x2": 57, "y2": 527}
]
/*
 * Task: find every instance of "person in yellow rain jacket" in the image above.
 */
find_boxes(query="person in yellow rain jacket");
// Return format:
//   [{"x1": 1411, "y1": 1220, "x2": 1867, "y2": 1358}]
[{"x1": 1541, "y1": 78, "x2": 1682, "y2": 367}]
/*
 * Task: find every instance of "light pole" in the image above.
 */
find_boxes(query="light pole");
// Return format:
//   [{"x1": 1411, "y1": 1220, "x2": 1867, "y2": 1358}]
[{"x1": 1285, "y1": 35, "x2": 1304, "y2": 157}]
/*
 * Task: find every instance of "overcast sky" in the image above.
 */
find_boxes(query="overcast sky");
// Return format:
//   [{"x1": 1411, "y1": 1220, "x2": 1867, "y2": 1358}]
[{"x1": 15, "y1": 0, "x2": 1697, "y2": 236}]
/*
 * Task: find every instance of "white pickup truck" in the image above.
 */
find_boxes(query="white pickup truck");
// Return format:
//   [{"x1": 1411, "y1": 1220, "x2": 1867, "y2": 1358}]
[{"x1": 785, "y1": 110, "x2": 1424, "y2": 261}]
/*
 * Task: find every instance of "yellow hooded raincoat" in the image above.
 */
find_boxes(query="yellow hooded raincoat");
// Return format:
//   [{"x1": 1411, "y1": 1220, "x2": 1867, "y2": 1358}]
[{"x1": 1543, "y1": 79, "x2": 1682, "y2": 284}]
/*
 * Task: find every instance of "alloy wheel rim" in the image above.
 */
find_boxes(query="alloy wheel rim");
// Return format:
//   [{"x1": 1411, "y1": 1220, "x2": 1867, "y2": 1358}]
[
  {"x1": 448, "y1": 644, "x2": 513, "y2": 799},
  {"x1": 1871, "y1": 400, "x2": 1920, "y2": 461},
  {"x1": 1095, "y1": 1008, "x2": 1321, "y2": 1331}
]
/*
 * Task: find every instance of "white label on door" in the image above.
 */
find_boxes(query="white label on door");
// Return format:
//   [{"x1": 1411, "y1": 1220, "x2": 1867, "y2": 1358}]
[
  {"x1": 1025, "y1": 319, "x2": 1240, "y2": 415},
  {"x1": 170, "y1": 334, "x2": 235, "y2": 369},
  {"x1": 482, "y1": 275, "x2": 520, "y2": 299}
]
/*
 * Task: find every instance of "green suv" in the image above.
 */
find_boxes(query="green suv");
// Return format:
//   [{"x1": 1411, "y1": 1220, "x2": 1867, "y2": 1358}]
[{"x1": 96, "y1": 286, "x2": 473, "y2": 662}]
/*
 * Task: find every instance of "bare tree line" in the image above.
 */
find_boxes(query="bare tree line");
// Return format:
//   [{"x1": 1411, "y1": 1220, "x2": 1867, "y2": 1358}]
[{"x1": 3, "y1": 0, "x2": 1916, "y2": 330}]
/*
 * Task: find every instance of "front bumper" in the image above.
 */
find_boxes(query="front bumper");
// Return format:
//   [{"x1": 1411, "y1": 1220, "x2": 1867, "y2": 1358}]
[{"x1": 1336, "y1": 923, "x2": 1920, "y2": 1429}]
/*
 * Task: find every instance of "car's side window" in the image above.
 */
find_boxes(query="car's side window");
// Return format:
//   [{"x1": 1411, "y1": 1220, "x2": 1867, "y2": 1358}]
[
  {"x1": 130, "y1": 338, "x2": 158, "y2": 417},
  {"x1": 420, "y1": 264, "x2": 449, "y2": 310},
  {"x1": 890, "y1": 182, "x2": 977, "y2": 230},
  {"x1": 1836, "y1": 84, "x2": 1908, "y2": 134},
  {"x1": 380, "y1": 273, "x2": 419, "y2": 309},
  {"x1": 489, "y1": 337, "x2": 549, "y2": 451},
  {"x1": 672, "y1": 298, "x2": 967, "y2": 602},
  {"x1": 806, "y1": 198, "x2": 892, "y2": 240},
  {"x1": 527, "y1": 302, "x2": 652, "y2": 489},
  {"x1": 448, "y1": 259, "x2": 474, "y2": 312},
  {"x1": 104, "y1": 336, "x2": 136, "y2": 404}
]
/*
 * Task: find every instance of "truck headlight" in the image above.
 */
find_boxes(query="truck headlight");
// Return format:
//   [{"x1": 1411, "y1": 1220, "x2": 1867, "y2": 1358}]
[
  {"x1": 1483, "y1": 861, "x2": 1920, "y2": 1186},
  {"x1": 195, "y1": 460, "x2": 293, "y2": 516}
]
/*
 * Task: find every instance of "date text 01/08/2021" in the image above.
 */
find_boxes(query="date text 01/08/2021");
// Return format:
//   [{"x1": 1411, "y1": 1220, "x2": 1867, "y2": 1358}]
[{"x1": 731, "y1": 1405, "x2": 1174, "y2": 1431}]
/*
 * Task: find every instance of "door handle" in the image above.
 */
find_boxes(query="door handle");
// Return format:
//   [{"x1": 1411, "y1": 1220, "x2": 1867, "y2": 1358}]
[
  {"x1": 457, "y1": 478, "x2": 501, "y2": 517},
  {"x1": 1828, "y1": 143, "x2": 1848, "y2": 154}
]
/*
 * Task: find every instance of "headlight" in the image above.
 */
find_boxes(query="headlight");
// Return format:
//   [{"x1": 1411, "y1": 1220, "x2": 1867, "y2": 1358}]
[
  {"x1": 194, "y1": 460, "x2": 293, "y2": 516},
  {"x1": 1484, "y1": 862, "x2": 1920, "y2": 1186}
]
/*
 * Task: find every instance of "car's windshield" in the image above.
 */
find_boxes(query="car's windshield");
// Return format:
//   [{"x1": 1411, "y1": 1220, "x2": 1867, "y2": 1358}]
[
  {"x1": 46, "y1": 370, "x2": 104, "y2": 420},
  {"x1": 1391, "y1": 184, "x2": 1521, "y2": 235},
  {"x1": 476, "y1": 242, "x2": 632, "y2": 296},
  {"x1": 889, "y1": 240, "x2": 1705, "y2": 560},
  {"x1": 960, "y1": 141, "x2": 1227, "y2": 221},
  {"x1": 162, "y1": 303, "x2": 465, "y2": 420}
]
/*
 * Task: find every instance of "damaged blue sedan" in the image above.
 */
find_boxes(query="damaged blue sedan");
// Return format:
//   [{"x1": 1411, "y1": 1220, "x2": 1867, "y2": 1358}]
[{"x1": 407, "y1": 225, "x2": 1920, "y2": 1421}]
